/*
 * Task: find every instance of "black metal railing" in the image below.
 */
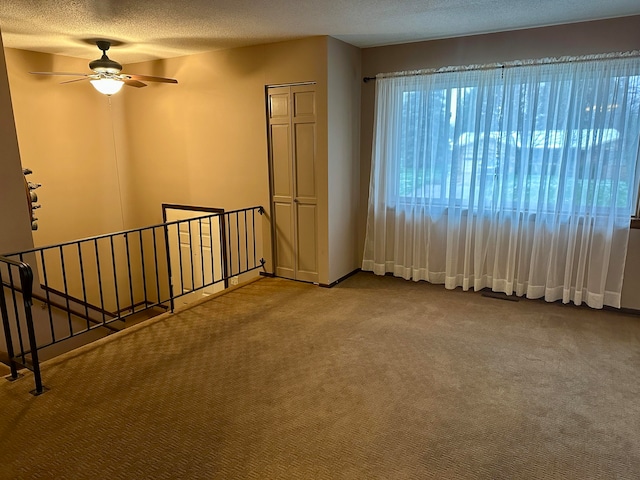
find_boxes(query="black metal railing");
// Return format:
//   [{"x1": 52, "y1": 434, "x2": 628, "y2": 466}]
[
  {"x1": 0, "y1": 257, "x2": 44, "y2": 395},
  {"x1": 1, "y1": 206, "x2": 264, "y2": 394}
]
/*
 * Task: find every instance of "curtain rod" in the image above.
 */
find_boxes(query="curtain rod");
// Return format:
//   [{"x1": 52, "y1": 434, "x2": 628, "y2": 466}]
[
  {"x1": 363, "y1": 64, "x2": 503, "y2": 82},
  {"x1": 363, "y1": 63, "x2": 504, "y2": 82},
  {"x1": 362, "y1": 50, "x2": 640, "y2": 83}
]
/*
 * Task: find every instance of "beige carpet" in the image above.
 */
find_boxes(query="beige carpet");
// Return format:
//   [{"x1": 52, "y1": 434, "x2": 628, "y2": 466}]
[{"x1": 1, "y1": 272, "x2": 639, "y2": 479}]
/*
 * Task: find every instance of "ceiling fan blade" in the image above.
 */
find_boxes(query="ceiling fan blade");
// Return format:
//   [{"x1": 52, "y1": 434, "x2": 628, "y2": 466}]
[
  {"x1": 123, "y1": 79, "x2": 147, "y2": 88},
  {"x1": 30, "y1": 72, "x2": 88, "y2": 77},
  {"x1": 125, "y1": 73, "x2": 178, "y2": 84},
  {"x1": 60, "y1": 77, "x2": 90, "y2": 85}
]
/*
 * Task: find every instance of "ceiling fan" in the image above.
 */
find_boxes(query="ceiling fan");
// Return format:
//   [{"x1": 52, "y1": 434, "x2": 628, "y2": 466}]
[{"x1": 30, "y1": 40, "x2": 178, "y2": 95}]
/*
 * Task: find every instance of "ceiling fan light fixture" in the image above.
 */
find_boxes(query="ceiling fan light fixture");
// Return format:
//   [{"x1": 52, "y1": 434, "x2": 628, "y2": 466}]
[
  {"x1": 90, "y1": 78, "x2": 124, "y2": 95},
  {"x1": 30, "y1": 41, "x2": 177, "y2": 92}
]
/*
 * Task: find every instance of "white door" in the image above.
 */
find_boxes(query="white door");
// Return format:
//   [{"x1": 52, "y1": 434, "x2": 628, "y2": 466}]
[
  {"x1": 267, "y1": 84, "x2": 318, "y2": 283},
  {"x1": 164, "y1": 207, "x2": 225, "y2": 306}
]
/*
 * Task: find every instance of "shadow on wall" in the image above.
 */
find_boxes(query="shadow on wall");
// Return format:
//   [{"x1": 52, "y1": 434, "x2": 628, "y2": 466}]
[{"x1": 128, "y1": 37, "x2": 271, "y2": 79}]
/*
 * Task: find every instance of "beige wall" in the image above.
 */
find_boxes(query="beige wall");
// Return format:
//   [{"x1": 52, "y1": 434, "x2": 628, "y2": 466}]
[
  {"x1": 5, "y1": 48, "x2": 129, "y2": 246},
  {"x1": 118, "y1": 36, "x2": 331, "y2": 282},
  {"x1": 327, "y1": 37, "x2": 361, "y2": 283},
  {"x1": 0, "y1": 36, "x2": 33, "y2": 255},
  {"x1": 359, "y1": 15, "x2": 640, "y2": 309}
]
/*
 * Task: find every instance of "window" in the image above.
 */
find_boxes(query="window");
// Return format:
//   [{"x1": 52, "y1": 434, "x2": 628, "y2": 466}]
[{"x1": 390, "y1": 63, "x2": 640, "y2": 218}]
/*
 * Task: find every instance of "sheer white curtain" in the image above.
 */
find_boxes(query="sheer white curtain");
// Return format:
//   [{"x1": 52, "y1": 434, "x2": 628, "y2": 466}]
[{"x1": 363, "y1": 55, "x2": 640, "y2": 308}]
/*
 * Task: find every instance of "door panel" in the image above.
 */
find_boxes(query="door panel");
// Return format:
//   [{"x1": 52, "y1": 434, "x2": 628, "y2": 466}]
[
  {"x1": 291, "y1": 85, "x2": 318, "y2": 283},
  {"x1": 164, "y1": 207, "x2": 225, "y2": 306},
  {"x1": 294, "y1": 91, "x2": 315, "y2": 117},
  {"x1": 270, "y1": 124, "x2": 292, "y2": 199},
  {"x1": 294, "y1": 123, "x2": 316, "y2": 199},
  {"x1": 296, "y1": 203, "x2": 318, "y2": 281},
  {"x1": 198, "y1": 218, "x2": 216, "y2": 296},
  {"x1": 273, "y1": 202, "x2": 294, "y2": 278},
  {"x1": 178, "y1": 226, "x2": 194, "y2": 291},
  {"x1": 270, "y1": 93, "x2": 290, "y2": 119}
]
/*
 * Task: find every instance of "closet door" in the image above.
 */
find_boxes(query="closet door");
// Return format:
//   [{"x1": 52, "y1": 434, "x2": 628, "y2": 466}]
[{"x1": 267, "y1": 84, "x2": 318, "y2": 283}]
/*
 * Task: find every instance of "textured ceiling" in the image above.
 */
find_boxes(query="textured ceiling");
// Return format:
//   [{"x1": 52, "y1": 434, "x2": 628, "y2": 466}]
[{"x1": 1, "y1": 0, "x2": 639, "y2": 64}]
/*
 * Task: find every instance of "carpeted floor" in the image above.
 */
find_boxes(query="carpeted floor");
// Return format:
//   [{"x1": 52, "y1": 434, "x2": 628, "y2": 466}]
[{"x1": 1, "y1": 272, "x2": 639, "y2": 479}]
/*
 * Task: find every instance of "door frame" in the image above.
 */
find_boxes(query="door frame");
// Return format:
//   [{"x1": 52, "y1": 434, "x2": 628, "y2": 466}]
[{"x1": 161, "y1": 204, "x2": 229, "y2": 305}]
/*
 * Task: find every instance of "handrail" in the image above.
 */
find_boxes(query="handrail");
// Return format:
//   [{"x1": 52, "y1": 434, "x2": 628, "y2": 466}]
[
  {"x1": 2, "y1": 206, "x2": 263, "y2": 257},
  {"x1": 0, "y1": 256, "x2": 44, "y2": 395},
  {"x1": 0, "y1": 206, "x2": 264, "y2": 395}
]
